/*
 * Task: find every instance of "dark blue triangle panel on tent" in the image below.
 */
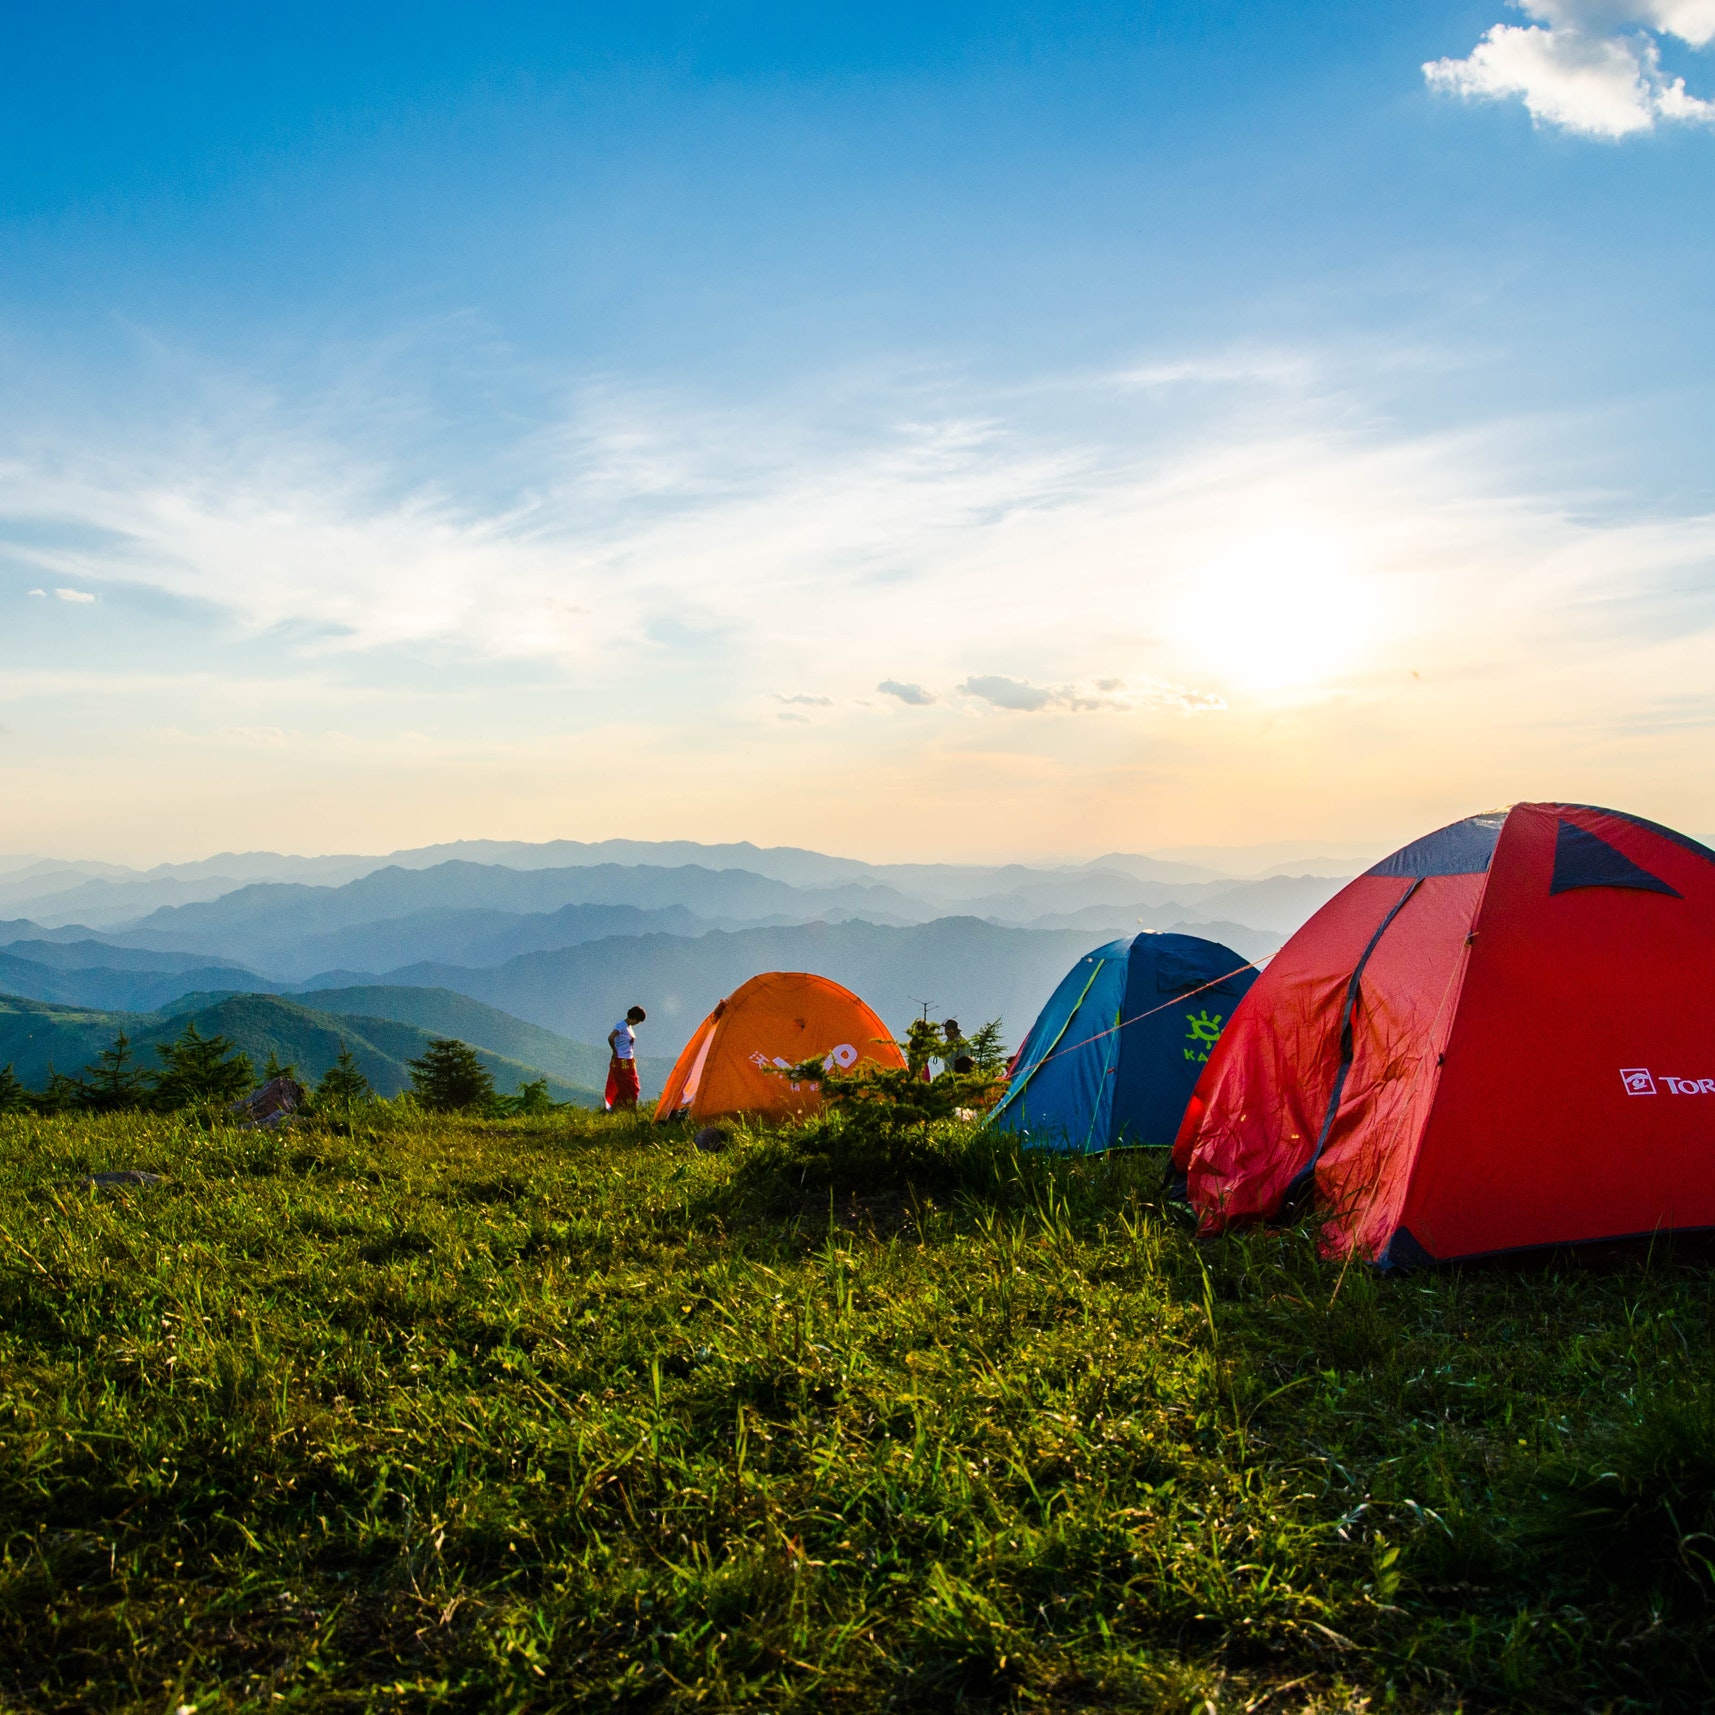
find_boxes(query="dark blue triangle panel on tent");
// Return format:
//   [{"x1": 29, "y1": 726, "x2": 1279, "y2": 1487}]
[
  {"x1": 989, "y1": 932, "x2": 1259, "y2": 1154},
  {"x1": 1550, "y1": 818, "x2": 1680, "y2": 897}
]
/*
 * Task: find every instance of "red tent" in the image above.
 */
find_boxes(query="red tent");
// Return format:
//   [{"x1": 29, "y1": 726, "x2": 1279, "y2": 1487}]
[{"x1": 1172, "y1": 802, "x2": 1715, "y2": 1265}]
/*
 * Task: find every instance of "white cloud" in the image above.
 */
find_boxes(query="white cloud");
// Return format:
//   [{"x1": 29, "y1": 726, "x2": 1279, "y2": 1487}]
[
  {"x1": 877, "y1": 679, "x2": 936, "y2": 705},
  {"x1": 775, "y1": 692, "x2": 833, "y2": 706},
  {"x1": 26, "y1": 588, "x2": 45, "y2": 597},
  {"x1": 1528, "y1": 1, "x2": 1715, "y2": 46},
  {"x1": 1426, "y1": 1, "x2": 1715, "y2": 136},
  {"x1": 54, "y1": 587, "x2": 95, "y2": 603},
  {"x1": 960, "y1": 674, "x2": 1055, "y2": 711}
]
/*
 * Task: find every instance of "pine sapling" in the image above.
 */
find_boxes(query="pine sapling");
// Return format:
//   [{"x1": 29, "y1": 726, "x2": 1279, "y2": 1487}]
[
  {"x1": 408, "y1": 1038, "x2": 496, "y2": 1113},
  {"x1": 316, "y1": 1043, "x2": 372, "y2": 1110}
]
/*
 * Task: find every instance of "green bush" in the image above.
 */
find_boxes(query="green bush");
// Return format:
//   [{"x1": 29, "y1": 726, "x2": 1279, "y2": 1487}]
[
  {"x1": 497, "y1": 1077, "x2": 556, "y2": 1116},
  {"x1": 82, "y1": 1030, "x2": 150, "y2": 1112},
  {"x1": 314, "y1": 1041, "x2": 373, "y2": 1109},
  {"x1": 149, "y1": 1019, "x2": 254, "y2": 1111},
  {"x1": 407, "y1": 1036, "x2": 496, "y2": 1112},
  {"x1": 757, "y1": 1016, "x2": 1010, "y2": 1199}
]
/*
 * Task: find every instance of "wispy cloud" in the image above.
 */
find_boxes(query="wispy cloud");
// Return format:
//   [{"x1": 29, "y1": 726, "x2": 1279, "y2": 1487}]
[
  {"x1": 958, "y1": 674, "x2": 1225, "y2": 714},
  {"x1": 6, "y1": 371, "x2": 1714, "y2": 710},
  {"x1": 1426, "y1": 1, "x2": 1715, "y2": 136},
  {"x1": 6, "y1": 339, "x2": 1715, "y2": 867},
  {"x1": 54, "y1": 587, "x2": 95, "y2": 603}
]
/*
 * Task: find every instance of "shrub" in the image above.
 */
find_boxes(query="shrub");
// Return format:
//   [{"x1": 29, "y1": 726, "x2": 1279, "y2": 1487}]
[
  {"x1": 733, "y1": 1022, "x2": 1015, "y2": 1204},
  {"x1": 150, "y1": 1020, "x2": 255, "y2": 1111},
  {"x1": 781, "y1": 1019, "x2": 1005, "y2": 1153},
  {"x1": 315, "y1": 1043, "x2": 372, "y2": 1108},
  {"x1": 261, "y1": 1049, "x2": 299, "y2": 1083},
  {"x1": 408, "y1": 1037, "x2": 496, "y2": 1113},
  {"x1": 497, "y1": 1078, "x2": 555, "y2": 1117},
  {"x1": 83, "y1": 1030, "x2": 150, "y2": 1112},
  {"x1": 31, "y1": 1064, "x2": 86, "y2": 1115},
  {"x1": 963, "y1": 1018, "x2": 1008, "y2": 1076}
]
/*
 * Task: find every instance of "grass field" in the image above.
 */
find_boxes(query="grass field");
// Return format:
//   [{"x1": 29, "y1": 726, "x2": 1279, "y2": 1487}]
[{"x1": 1, "y1": 1106, "x2": 1712, "y2": 1711}]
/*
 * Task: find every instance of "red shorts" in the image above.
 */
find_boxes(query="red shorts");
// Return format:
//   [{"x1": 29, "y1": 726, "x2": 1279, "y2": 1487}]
[{"x1": 605, "y1": 1058, "x2": 641, "y2": 1111}]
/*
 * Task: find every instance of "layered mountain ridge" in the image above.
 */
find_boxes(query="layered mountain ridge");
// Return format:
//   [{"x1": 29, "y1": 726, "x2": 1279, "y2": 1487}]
[{"x1": 0, "y1": 835, "x2": 1362, "y2": 1070}]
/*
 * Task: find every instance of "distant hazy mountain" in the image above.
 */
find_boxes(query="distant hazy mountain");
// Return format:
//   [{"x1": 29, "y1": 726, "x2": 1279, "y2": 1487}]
[
  {"x1": 0, "y1": 949, "x2": 286, "y2": 1013},
  {"x1": 1145, "y1": 839, "x2": 1386, "y2": 873},
  {"x1": 259, "y1": 901, "x2": 710, "y2": 981},
  {"x1": 0, "y1": 856, "x2": 381, "y2": 927},
  {"x1": 1076, "y1": 852, "x2": 1225, "y2": 885},
  {"x1": 1180, "y1": 875, "x2": 1352, "y2": 934},
  {"x1": 368, "y1": 838, "x2": 885, "y2": 889},
  {"x1": 30, "y1": 856, "x2": 1332, "y2": 966},
  {"x1": 0, "y1": 938, "x2": 256, "y2": 975},
  {"x1": 110, "y1": 862, "x2": 936, "y2": 965},
  {"x1": 0, "y1": 874, "x2": 291, "y2": 927},
  {"x1": 0, "y1": 841, "x2": 1351, "y2": 1046},
  {"x1": 0, "y1": 851, "x2": 380, "y2": 925},
  {"x1": 1, "y1": 906, "x2": 1280, "y2": 1059},
  {"x1": 0, "y1": 834, "x2": 1306, "y2": 933},
  {"x1": 340, "y1": 840, "x2": 1227, "y2": 892},
  {"x1": 988, "y1": 874, "x2": 1349, "y2": 935},
  {"x1": 1011, "y1": 908, "x2": 1282, "y2": 953},
  {"x1": 963, "y1": 872, "x2": 1208, "y2": 920},
  {"x1": 338, "y1": 916, "x2": 1267, "y2": 1062}
]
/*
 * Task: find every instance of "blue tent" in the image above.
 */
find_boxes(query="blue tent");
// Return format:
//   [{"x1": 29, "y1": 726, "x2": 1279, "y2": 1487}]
[{"x1": 989, "y1": 932, "x2": 1259, "y2": 1153}]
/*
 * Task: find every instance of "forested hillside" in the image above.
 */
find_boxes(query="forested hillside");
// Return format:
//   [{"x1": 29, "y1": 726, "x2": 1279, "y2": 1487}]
[{"x1": 0, "y1": 989, "x2": 667, "y2": 1105}]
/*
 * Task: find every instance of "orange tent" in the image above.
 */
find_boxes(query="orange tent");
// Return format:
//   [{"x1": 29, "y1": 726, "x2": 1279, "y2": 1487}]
[{"x1": 654, "y1": 971, "x2": 906, "y2": 1123}]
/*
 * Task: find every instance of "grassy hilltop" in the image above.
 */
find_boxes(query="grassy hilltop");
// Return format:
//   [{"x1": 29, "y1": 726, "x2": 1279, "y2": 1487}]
[{"x1": 1, "y1": 1108, "x2": 1712, "y2": 1711}]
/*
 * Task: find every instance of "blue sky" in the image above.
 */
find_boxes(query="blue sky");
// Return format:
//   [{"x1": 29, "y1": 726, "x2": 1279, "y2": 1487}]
[{"x1": 2, "y1": 1, "x2": 1713, "y2": 862}]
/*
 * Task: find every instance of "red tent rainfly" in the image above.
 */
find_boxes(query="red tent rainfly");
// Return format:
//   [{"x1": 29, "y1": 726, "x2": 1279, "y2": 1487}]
[{"x1": 1172, "y1": 802, "x2": 1715, "y2": 1266}]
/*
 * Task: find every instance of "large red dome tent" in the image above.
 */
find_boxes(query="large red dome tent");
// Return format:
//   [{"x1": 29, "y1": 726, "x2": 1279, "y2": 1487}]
[{"x1": 1172, "y1": 802, "x2": 1715, "y2": 1266}]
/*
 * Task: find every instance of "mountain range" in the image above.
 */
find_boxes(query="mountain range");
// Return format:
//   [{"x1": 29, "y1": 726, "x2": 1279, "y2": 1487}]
[
  {"x1": 0, "y1": 835, "x2": 1361, "y2": 1083},
  {"x1": 0, "y1": 838, "x2": 1361, "y2": 931}
]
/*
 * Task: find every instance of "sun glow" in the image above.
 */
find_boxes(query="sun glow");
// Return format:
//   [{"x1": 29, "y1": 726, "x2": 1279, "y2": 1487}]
[{"x1": 1163, "y1": 527, "x2": 1385, "y2": 694}]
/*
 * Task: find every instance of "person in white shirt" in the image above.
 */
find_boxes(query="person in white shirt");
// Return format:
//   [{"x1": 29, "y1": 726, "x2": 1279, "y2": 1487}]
[{"x1": 605, "y1": 1005, "x2": 647, "y2": 1111}]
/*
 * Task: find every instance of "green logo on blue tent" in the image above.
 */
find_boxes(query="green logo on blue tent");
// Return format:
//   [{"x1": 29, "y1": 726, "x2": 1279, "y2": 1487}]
[{"x1": 1184, "y1": 1009, "x2": 1225, "y2": 1064}]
